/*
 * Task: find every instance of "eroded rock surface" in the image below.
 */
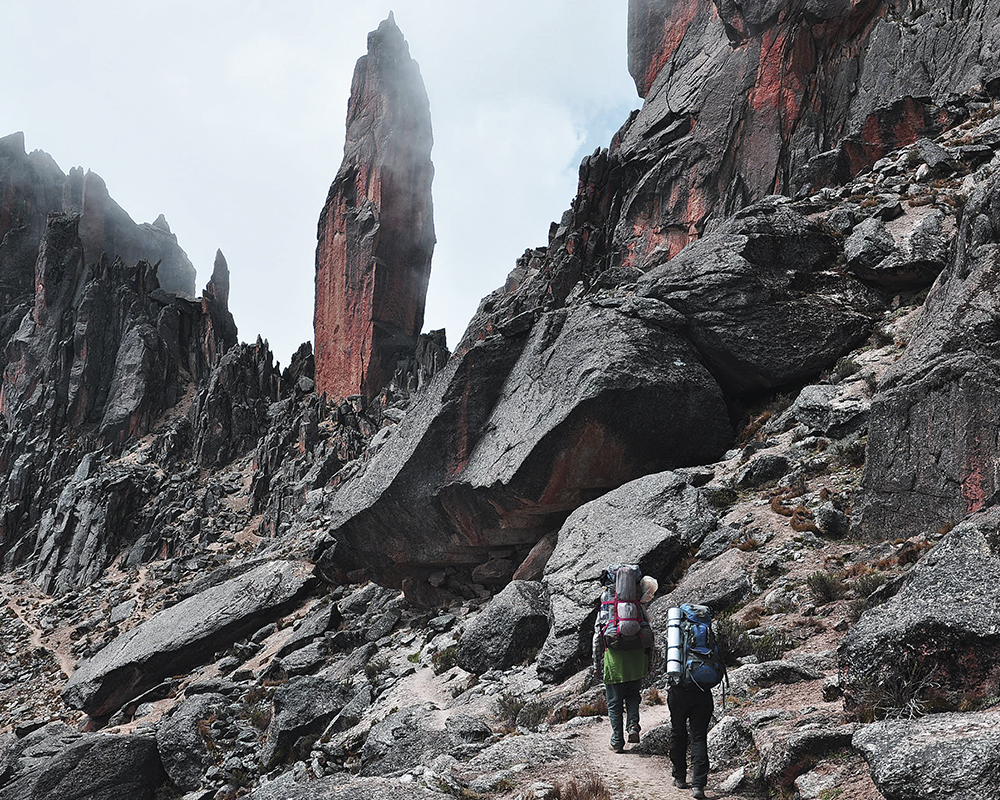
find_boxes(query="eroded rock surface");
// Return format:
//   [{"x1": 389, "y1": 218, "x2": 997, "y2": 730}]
[{"x1": 860, "y1": 171, "x2": 1000, "y2": 538}]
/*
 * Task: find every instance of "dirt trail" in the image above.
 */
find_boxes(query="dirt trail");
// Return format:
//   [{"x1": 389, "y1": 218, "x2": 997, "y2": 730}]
[{"x1": 571, "y1": 701, "x2": 695, "y2": 800}]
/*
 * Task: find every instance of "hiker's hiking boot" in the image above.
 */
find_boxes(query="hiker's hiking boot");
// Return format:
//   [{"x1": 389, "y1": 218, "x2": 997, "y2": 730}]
[
  {"x1": 673, "y1": 777, "x2": 689, "y2": 789},
  {"x1": 609, "y1": 742, "x2": 624, "y2": 753},
  {"x1": 627, "y1": 724, "x2": 640, "y2": 743},
  {"x1": 691, "y1": 787, "x2": 706, "y2": 799}
]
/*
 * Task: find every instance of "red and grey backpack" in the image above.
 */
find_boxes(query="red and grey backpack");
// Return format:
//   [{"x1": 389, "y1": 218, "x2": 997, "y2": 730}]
[{"x1": 598, "y1": 564, "x2": 655, "y2": 650}]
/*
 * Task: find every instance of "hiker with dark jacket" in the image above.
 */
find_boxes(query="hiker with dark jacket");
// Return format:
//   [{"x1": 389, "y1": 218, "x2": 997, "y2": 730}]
[
  {"x1": 666, "y1": 603, "x2": 726, "y2": 800},
  {"x1": 592, "y1": 571, "x2": 658, "y2": 753}
]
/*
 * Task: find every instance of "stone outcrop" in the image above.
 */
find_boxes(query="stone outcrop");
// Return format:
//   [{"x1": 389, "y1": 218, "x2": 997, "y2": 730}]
[
  {"x1": 455, "y1": 581, "x2": 550, "y2": 675},
  {"x1": 62, "y1": 560, "x2": 316, "y2": 718},
  {"x1": 854, "y1": 711, "x2": 1000, "y2": 800},
  {"x1": 0, "y1": 131, "x2": 196, "y2": 303},
  {"x1": 636, "y1": 200, "x2": 883, "y2": 392},
  {"x1": 314, "y1": 14, "x2": 435, "y2": 402},
  {"x1": 859, "y1": 170, "x2": 1000, "y2": 538},
  {"x1": 319, "y1": 303, "x2": 731, "y2": 594},
  {"x1": 0, "y1": 723, "x2": 166, "y2": 800},
  {"x1": 839, "y1": 509, "x2": 1000, "y2": 715},
  {"x1": 0, "y1": 213, "x2": 238, "y2": 589},
  {"x1": 460, "y1": 0, "x2": 999, "y2": 353}
]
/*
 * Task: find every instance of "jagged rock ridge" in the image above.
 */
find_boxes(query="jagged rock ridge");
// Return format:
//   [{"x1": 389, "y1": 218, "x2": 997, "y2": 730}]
[{"x1": 0, "y1": 131, "x2": 197, "y2": 303}]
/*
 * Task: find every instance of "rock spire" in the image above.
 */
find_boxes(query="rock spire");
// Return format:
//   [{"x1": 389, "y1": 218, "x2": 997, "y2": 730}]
[{"x1": 313, "y1": 15, "x2": 435, "y2": 401}]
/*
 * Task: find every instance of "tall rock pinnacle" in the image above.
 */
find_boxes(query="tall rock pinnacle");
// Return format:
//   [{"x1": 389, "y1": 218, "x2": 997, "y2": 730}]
[{"x1": 314, "y1": 14, "x2": 435, "y2": 401}]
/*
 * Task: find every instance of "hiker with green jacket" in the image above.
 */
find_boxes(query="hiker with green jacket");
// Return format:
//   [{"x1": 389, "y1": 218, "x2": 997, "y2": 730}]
[{"x1": 592, "y1": 567, "x2": 658, "y2": 753}]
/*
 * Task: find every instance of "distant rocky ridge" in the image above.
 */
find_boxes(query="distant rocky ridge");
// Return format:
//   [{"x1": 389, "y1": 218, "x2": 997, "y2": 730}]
[{"x1": 0, "y1": 131, "x2": 197, "y2": 303}]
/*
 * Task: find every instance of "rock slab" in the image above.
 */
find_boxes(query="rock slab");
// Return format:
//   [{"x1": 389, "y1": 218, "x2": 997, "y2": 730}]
[{"x1": 62, "y1": 560, "x2": 316, "y2": 717}]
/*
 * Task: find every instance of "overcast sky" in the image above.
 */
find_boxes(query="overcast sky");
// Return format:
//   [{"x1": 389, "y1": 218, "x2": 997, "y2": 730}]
[{"x1": 5, "y1": 1, "x2": 640, "y2": 366}]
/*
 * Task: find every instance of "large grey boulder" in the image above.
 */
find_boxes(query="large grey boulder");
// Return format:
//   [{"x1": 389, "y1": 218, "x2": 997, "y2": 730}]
[
  {"x1": 0, "y1": 723, "x2": 165, "y2": 800},
  {"x1": 652, "y1": 547, "x2": 753, "y2": 622},
  {"x1": 637, "y1": 202, "x2": 883, "y2": 393},
  {"x1": 846, "y1": 207, "x2": 955, "y2": 289},
  {"x1": 860, "y1": 171, "x2": 1000, "y2": 539},
  {"x1": 260, "y1": 676, "x2": 354, "y2": 769},
  {"x1": 537, "y1": 470, "x2": 719, "y2": 682},
  {"x1": 62, "y1": 560, "x2": 316, "y2": 717},
  {"x1": 323, "y1": 303, "x2": 731, "y2": 595},
  {"x1": 854, "y1": 712, "x2": 1000, "y2": 800},
  {"x1": 359, "y1": 705, "x2": 451, "y2": 778},
  {"x1": 839, "y1": 509, "x2": 1000, "y2": 714},
  {"x1": 465, "y1": 732, "x2": 579, "y2": 772},
  {"x1": 155, "y1": 692, "x2": 229, "y2": 791},
  {"x1": 456, "y1": 581, "x2": 550, "y2": 674},
  {"x1": 788, "y1": 382, "x2": 870, "y2": 439}
]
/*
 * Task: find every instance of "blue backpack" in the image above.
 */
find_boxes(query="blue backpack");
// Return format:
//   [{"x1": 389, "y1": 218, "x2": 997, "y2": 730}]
[{"x1": 678, "y1": 603, "x2": 727, "y2": 691}]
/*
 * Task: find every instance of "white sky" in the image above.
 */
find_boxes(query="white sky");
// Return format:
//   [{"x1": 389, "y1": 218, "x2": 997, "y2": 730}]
[{"x1": 5, "y1": 1, "x2": 640, "y2": 366}]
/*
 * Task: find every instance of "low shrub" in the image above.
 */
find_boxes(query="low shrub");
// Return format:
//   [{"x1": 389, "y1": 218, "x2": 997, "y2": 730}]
[
  {"x1": 364, "y1": 654, "x2": 391, "y2": 681},
  {"x1": 713, "y1": 616, "x2": 754, "y2": 666},
  {"x1": 805, "y1": 570, "x2": 848, "y2": 604},
  {"x1": 552, "y1": 773, "x2": 613, "y2": 800},
  {"x1": 749, "y1": 628, "x2": 794, "y2": 663},
  {"x1": 495, "y1": 692, "x2": 526, "y2": 731},
  {"x1": 431, "y1": 646, "x2": 458, "y2": 675}
]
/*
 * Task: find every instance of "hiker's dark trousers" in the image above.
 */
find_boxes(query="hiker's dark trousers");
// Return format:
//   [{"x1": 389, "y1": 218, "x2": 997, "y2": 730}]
[
  {"x1": 668, "y1": 684, "x2": 713, "y2": 788},
  {"x1": 605, "y1": 679, "x2": 641, "y2": 748}
]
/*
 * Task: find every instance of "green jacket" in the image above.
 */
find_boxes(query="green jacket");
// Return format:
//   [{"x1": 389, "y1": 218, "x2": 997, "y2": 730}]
[{"x1": 603, "y1": 646, "x2": 648, "y2": 684}]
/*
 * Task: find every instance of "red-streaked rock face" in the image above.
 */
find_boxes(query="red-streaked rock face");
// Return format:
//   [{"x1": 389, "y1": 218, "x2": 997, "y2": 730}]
[
  {"x1": 460, "y1": 0, "x2": 998, "y2": 352},
  {"x1": 314, "y1": 14, "x2": 435, "y2": 402}
]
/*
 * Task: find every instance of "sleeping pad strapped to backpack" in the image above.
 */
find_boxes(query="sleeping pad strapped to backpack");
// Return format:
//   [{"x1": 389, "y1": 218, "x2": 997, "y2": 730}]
[
  {"x1": 598, "y1": 564, "x2": 654, "y2": 650},
  {"x1": 673, "y1": 603, "x2": 727, "y2": 691}
]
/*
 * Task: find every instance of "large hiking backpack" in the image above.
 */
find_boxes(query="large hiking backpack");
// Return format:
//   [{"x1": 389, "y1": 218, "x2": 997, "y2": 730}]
[
  {"x1": 598, "y1": 564, "x2": 655, "y2": 650},
  {"x1": 675, "y1": 603, "x2": 727, "y2": 691}
]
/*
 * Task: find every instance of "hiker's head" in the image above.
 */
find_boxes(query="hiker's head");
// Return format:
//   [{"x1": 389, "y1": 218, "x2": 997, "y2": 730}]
[{"x1": 639, "y1": 576, "x2": 658, "y2": 603}]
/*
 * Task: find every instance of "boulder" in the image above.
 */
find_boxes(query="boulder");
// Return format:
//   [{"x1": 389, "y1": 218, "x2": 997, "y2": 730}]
[
  {"x1": 860, "y1": 171, "x2": 1000, "y2": 538},
  {"x1": 537, "y1": 470, "x2": 720, "y2": 682},
  {"x1": 464, "y1": 733, "x2": 579, "y2": 773},
  {"x1": 637, "y1": 202, "x2": 882, "y2": 393},
  {"x1": 260, "y1": 676, "x2": 354, "y2": 769},
  {"x1": 0, "y1": 723, "x2": 165, "y2": 800},
  {"x1": 707, "y1": 716, "x2": 753, "y2": 767},
  {"x1": 854, "y1": 711, "x2": 1000, "y2": 800},
  {"x1": 840, "y1": 509, "x2": 1000, "y2": 715},
  {"x1": 845, "y1": 207, "x2": 955, "y2": 289},
  {"x1": 314, "y1": 14, "x2": 435, "y2": 401},
  {"x1": 62, "y1": 560, "x2": 316, "y2": 718},
  {"x1": 456, "y1": 581, "x2": 549, "y2": 674},
  {"x1": 444, "y1": 714, "x2": 493, "y2": 745},
  {"x1": 758, "y1": 723, "x2": 858, "y2": 791},
  {"x1": 726, "y1": 660, "x2": 825, "y2": 699},
  {"x1": 155, "y1": 692, "x2": 230, "y2": 791},
  {"x1": 652, "y1": 546, "x2": 753, "y2": 619},
  {"x1": 324, "y1": 304, "x2": 731, "y2": 592},
  {"x1": 359, "y1": 705, "x2": 450, "y2": 778},
  {"x1": 789, "y1": 383, "x2": 870, "y2": 438}
]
